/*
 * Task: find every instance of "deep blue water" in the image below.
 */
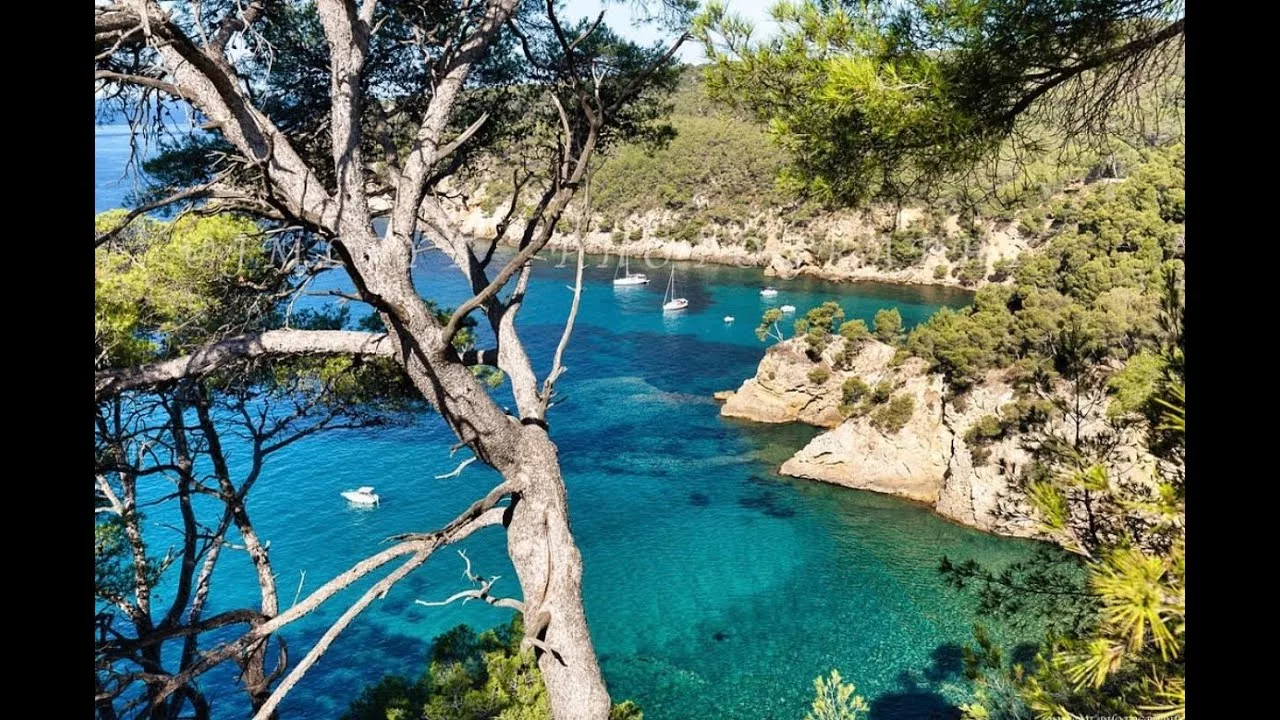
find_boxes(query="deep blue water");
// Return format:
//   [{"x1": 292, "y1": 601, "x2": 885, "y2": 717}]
[{"x1": 97, "y1": 126, "x2": 1049, "y2": 719}]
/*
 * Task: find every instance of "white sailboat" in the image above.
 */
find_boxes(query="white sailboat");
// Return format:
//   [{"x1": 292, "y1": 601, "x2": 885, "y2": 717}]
[
  {"x1": 662, "y1": 265, "x2": 688, "y2": 311},
  {"x1": 760, "y1": 287, "x2": 779, "y2": 298},
  {"x1": 612, "y1": 251, "x2": 649, "y2": 285}
]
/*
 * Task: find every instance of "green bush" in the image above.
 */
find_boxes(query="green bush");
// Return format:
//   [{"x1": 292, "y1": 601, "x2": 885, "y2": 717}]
[
  {"x1": 957, "y1": 259, "x2": 986, "y2": 286},
  {"x1": 798, "y1": 302, "x2": 846, "y2": 358},
  {"x1": 838, "y1": 376, "x2": 870, "y2": 417},
  {"x1": 346, "y1": 617, "x2": 643, "y2": 720},
  {"x1": 629, "y1": 227, "x2": 644, "y2": 242},
  {"x1": 611, "y1": 230, "x2": 625, "y2": 245},
  {"x1": 988, "y1": 257, "x2": 1014, "y2": 282},
  {"x1": 934, "y1": 263, "x2": 950, "y2": 280},
  {"x1": 808, "y1": 366, "x2": 832, "y2": 385},
  {"x1": 838, "y1": 319, "x2": 869, "y2": 345},
  {"x1": 873, "y1": 308, "x2": 902, "y2": 343},
  {"x1": 871, "y1": 380, "x2": 893, "y2": 404},
  {"x1": 871, "y1": 394, "x2": 915, "y2": 433}
]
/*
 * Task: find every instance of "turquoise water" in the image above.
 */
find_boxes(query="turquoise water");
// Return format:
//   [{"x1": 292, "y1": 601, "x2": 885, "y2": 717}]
[{"x1": 98, "y1": 127, "x2": 1048, "y2": 719}]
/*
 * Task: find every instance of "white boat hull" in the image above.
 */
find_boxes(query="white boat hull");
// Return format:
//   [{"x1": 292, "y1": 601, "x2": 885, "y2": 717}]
[
  {"x1": 613, "y1": 275, "x2": 649, "y2": 285},
  {"x1": 780, "y1": 305, "x2": 796, "y2": 314},
  {"x1": 663, "y1": 299, "x2": 689, "y2": 311},
  {"x1": 341, "y1": 490, "x2": 380, "y2": 506}
]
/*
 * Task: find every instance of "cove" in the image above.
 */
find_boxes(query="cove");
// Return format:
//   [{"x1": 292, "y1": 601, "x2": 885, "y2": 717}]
[{"x1": 97, "y1": 126, "x2": 1052, "y2": 719}]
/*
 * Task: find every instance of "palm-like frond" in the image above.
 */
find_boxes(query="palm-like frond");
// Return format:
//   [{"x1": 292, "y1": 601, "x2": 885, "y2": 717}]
[
  {"x1": 1091, "y1": 549, "x2": 1180, "y2": 659},
  {"x1": 1153, "y1": 382, "x2": 1184, "y2": 434}
]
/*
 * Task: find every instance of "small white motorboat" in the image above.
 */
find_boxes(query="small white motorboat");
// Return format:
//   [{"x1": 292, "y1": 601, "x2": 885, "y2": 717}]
[
  {"x1": 760, "y1": 287, "x2": 779, "y2": 298},
  {"x1": 341, "y1": 486, "x2": 380, "y2": 506},
  {"x1": 724, "y1": 315, "x2": 735, "y2": 323},
  {"x1": 780, "y1": 304, "x2": 796, "y2": 314}
]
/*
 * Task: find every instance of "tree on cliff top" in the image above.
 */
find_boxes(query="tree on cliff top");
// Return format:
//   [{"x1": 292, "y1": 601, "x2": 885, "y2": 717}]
[
  {"x1": 95, "y1": 2, "x2": 689, "y2": 717},
  {"x1": 694, "y1": 0, "x2": 1184, "y2": 205}
]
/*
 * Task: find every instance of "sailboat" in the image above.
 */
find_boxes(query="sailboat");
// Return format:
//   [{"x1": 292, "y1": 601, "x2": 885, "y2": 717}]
[
  {"x1": 612, "y1": 251, "x2": 649, "y2": 285},
  {"x1": 662, "y1": 265, "x2": 688, "y2": 311}
]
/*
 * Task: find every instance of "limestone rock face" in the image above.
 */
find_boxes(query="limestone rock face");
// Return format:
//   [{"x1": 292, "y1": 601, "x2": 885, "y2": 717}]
[
  {"x1": 721, "y1": 336, "x2": 1155, "y2": 539},
  {"x1": 718, "y1": 342, "x2": 844, "y2": 427}
]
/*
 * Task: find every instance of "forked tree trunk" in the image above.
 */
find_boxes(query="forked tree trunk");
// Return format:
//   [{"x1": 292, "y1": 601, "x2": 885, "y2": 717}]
[{"x1": 341, "y1": 230, "x2": 610, "y2": 718}]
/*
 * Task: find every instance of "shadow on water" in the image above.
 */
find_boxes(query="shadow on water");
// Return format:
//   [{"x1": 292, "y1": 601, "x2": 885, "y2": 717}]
[
  {"x1": 922, "y1": 643, "x2": 965, "y2": 683},
  {"x1": 868, "y1": 671, "x2": 963, "y2": 720},
  {"x1": 737, "y1": 491, "x2": 798, "y2": 518}
]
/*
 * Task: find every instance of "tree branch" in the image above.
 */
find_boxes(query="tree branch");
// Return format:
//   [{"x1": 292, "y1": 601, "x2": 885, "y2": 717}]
[
  {"x1": 95, "y1": 330, "x2": 394, "y2": 398},
  {"x1": 249, "y1": 507, "x2": 506, "y2": 720}
]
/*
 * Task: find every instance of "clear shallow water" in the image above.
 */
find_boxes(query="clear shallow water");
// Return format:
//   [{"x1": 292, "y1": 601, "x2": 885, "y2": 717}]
[{"x1": 98, "y1": 127, "x2": 1049, "y2": 719}]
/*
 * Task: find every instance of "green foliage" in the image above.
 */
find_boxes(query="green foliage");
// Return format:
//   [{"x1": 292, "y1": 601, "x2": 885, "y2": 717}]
[
  {"x1": 870, "y1": 380, "x2": 893, "y2": 405},
  {"x1": 1106, "y1": 350, "x2": 1167, "y2": 418},
  {"x1": 934, "y1": 263, "x2": 950, "y2": 280},
  {"x1": 872, "y1": 308, "x2": 902, "y2": 343},
  {"x1": 696, "y1": 0, "x2": 1183, "y2": 206},
  {"x1": 956, "y1": 625, "x2": 1033, "y2": 720},
  {"x1": 804, "y1": 670, "x2": 868, "y2": 720},
  {"x1": 906, "y1": 149, "x2": 1184, "y2": 393},
  {"x1": 590, "y1": 70, "x2": 787, "y2": 237},
  {"x1": 838, "y1": 376, "x2": 870, "y2": 418},
  {"x1": 756, "y1": 308, "x2": 786, "y2": 343},
  {"x1": 951, "y1": 276, "x2": 1185, "y2": 719},
  {"x1": 797, "y1": 301, "x2": 846, "y2": 357},
  {"x1": 989, "y1": 258, "x2": 1015, "y2": 283},
  {"x1": 95, "y1": 212, "x2": 271, "y2": 367},
  {"x1": 871, "y1": 393, "x2": 915, "y2": 433},
  {"x1": 95, "y1": 517, "x2": 151, "y2": 603},
  {"x1": 808, "y1": 366, "x2": 832, "y2": 385},
  {"x1": 837, "y1": 319, "x2": 869, "y2": 345},
  {"x1": 346, "y1": 617, "x2": 644, "y2": 720},
  {"x1": 957, "y1": 259, "x2": 987, "y2": 287}
]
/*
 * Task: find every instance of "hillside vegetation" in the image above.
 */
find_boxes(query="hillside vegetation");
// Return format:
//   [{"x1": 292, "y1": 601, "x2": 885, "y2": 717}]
[{"x1": 465, "y1": 67, "x2": 1178, "y2": 288}]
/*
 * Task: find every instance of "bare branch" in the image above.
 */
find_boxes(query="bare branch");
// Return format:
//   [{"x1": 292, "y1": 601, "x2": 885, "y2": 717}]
[
  {"x1": 94, "y1": 171, "x2": 234, "y2": 248},
  {"x1": 435, "y1": 457, "x2": 477, "y2": 479},
  {"x1": 95, "y1": 330, "x2": 394, "y2": 398},
  {"x1": 249, "y1": 507, "x2": 506, "y2": 720}
]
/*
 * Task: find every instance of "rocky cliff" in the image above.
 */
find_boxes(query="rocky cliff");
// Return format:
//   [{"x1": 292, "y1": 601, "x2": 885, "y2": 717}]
[
  {"x1": 718, "y1": 337, "x2": 1156, "y2": 539},
  {"x1": 437, "y1": 194, "x2": 1028, "y2": 291}
]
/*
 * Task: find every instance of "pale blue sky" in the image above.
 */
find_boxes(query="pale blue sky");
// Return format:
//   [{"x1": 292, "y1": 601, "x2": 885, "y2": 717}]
[{"x1": 563, "y1": 0, "x2": 779, "y2": 63}]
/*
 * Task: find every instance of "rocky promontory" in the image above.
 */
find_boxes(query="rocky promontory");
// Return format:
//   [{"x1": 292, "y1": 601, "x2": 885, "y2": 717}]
[{"x1": 717, "y1": 336, "x2": 1156, "y2": 539}]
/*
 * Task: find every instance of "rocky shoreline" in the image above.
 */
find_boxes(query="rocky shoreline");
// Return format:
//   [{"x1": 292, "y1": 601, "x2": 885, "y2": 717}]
[
  {"x1": 716, "y1": 337, "x2": 1156, "y2": 540},
  {"x1": 443, "y1": 199, "x2": 1026, "y2": 292}
]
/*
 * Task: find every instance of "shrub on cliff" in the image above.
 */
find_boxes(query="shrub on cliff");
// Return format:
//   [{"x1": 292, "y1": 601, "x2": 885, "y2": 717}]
[
  {"x1": 872, "y1": 394, "x2": 915, "y2": 433},
  {"x1": 870, "y1": 380, "x2": 894, "y2": 404},
  {"x1": 838, "y1": 377, "x2": 870, "y2": 417},
  {"x1": 796, "y1": 302, "x2": 847, "y2": 358},
  {"x1": 873, "y1": 308, "x2": 903, "y2": 343}
]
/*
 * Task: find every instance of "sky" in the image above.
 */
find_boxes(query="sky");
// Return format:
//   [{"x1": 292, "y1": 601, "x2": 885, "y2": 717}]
[{"x1": 563, "y1": 0, "x2": 780, "y2": 63}]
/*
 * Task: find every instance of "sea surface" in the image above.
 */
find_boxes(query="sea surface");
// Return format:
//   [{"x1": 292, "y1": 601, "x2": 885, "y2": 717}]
[{"x1": 97, "y1": 125, "x2": 1049, "y2": 719}]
